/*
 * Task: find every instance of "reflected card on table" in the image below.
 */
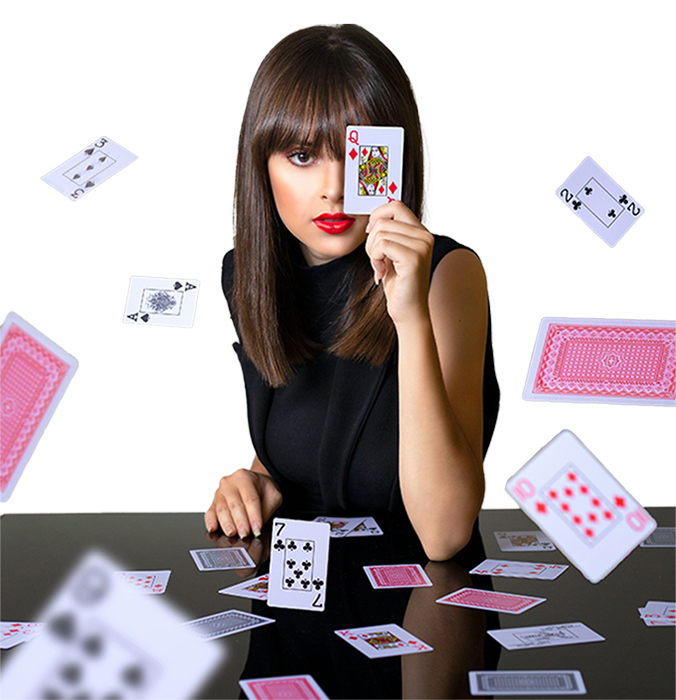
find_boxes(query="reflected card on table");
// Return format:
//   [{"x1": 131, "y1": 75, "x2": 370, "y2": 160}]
[
  {"x1": 344, "y1": 126, "x2": 404, "y2": 214},
  {"x1": 190, "y1": 547, "x2": 254, "y2": 571},
  {"x1": 313, "y1": 515, "x2": 382, "y2": 537},
  {"x1": 0, "y1": 551, "x2": 221, "y2": 699},
  {"x1": 268, "y1": 518, "x2": 330, "y2": 612},
  {"x1": 555, "y1": 156, "x2": 643, "y2": 246},
  {"x1": 335, "y1": 623, "x2": 432, "y2": 659},
  {"x1": 523, "y1": 317, "x2": 676, "y2": 406},
  {"x1": 1, "y1": 312, "x2": 79, "y2": 502},
  {"x1": 488, "y1": 622, "x2": 605, "y2": 650},
  {"x1": 494, "y1": 530, "x2": 556, "y2": 552},
  {"x1": 437, "y1": 587, "x2": 545, "y2": 614},
  {"x1": 219, "y1": 574, "x2": 269, "y2": 601},
  {"x1": 0, "y1": 622, "x2": 44, "y2": 650},
  {"x1": 364, "y1": 564, "x2": 432, "y2": 589},
  {"x1": 240, "y1": 675, "x2": 329, "y2": 700},
  {"x1": 506, "y1": 430, "x2": 656, "y2": 583},
  {"x1": 469, "y1": 670, "x2": 587, "y2": 696},
  {"x1": 113, "y1": 570, "x2": 171, "y2": 594},
  {"x1": 124, "y1": 277, "x2": 200, "y2": 327},
  {"x1": 470, "y1": 559, "x2": 568, "y2": 581},
  {"x1": 184, "y1": 610, "x2": 274, "y2": 640}
]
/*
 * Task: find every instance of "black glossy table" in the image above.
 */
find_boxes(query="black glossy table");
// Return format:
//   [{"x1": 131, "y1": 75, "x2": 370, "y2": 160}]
[{"x1": 1, "y1": 508, "x2": 674, "y2": 699}]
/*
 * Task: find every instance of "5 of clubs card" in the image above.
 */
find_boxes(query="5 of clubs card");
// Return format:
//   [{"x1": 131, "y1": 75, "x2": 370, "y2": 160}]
[
  {"x1": 268, "y1": 519, "x2": 330, "y2": 612},
  {"x1": 344, "y1": 126, "x2": 404, "y2": 214}
]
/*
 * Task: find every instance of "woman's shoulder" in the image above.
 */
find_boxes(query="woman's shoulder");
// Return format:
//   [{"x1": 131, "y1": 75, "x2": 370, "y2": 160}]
[
  {"x1": 221, "y1": 248, "x2": 235, "y2": 303},
  {"x1": 430, "y1": 234, "x2": 478, "y2": 275}
]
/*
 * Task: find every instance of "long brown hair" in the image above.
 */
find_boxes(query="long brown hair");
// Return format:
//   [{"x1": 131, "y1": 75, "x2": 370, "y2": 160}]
[{"x1": 233, "y1": 24, "x2": 424, "y2": 386}]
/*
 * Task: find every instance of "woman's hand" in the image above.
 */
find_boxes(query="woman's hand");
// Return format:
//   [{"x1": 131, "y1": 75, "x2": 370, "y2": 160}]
[
  {"x1": 205, "y1": 460, "x2": 283, "y2": 538},
  {"x1": 364, "y1": 201, "x2": 435, "y2": 327}
]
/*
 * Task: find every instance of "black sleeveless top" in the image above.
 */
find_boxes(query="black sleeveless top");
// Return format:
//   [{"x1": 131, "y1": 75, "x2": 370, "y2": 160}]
[{"x1": 222, "y1": 235, "x2": 499, "y2": 514}]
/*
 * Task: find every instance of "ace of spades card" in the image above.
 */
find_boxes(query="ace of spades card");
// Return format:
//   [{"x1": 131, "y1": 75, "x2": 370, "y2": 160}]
[
  {"x1": 268, "y1": 519, "x2": 330, "y2": 612},
  {"x1": 344, "y1": 126, "x2": 404, "y2": 214},
  {"x1": 123, "y1": 277, "x2": 199, "y2": 328}
]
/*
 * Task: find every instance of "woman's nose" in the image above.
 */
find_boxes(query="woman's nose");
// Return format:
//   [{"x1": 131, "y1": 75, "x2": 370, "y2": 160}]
[{"x1": 320, "y1": 159, "x2": 344, "y2": 203}]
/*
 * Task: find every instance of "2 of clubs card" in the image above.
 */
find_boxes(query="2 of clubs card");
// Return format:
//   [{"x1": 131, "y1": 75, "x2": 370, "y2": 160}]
[{"x1": 344, "y1": 126, "x2": 404, "y2": 214}]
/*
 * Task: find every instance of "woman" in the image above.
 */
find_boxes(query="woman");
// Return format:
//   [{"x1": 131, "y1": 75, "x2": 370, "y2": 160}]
[{"x1": 205, "y1": 24, "x2": 499, "y2": 561}]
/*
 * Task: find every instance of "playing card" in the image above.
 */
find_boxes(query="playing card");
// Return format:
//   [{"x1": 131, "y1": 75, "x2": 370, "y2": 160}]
[
  {"x1": 1, "y1": 312, "x2": 79, "y2": 502},
  {"x1": 113, "y1": 570, "x2": 171, "y2": 595},
  {"x1": 344, "y1": 126, "x2": 404, "y2": 214},
  {"x1": 556, "y1": 156, "x2": 643, "y2": 247},
  {"x1": 0, "y1": 622, "x2": 44, "y2": 650},
  {"x1": 124, "y1": 277, "x2": 200, "y2": 328},
  {"x1": 240, "y1": 675, "x2": 329, "y2": 700},
  {"x1": 436, "y1": 587, "x2": 546, "y2": 614},
  {"x1": 313, "y1": 516, "x2": 383, "y2": 537},
  {"x1": 524, "y1": 317, "x2": 676, "y2": 406},
  {"x1": 469, "y1": 670, "x2": 587, "y2": 696},
  {"x1": 470, "y1": 559, "x2": 568, "y2": 581},
  {"x1": 335, "y1": 623, "x2": 432, "y2": 659},
  {"x1": 488, "y1": 622, "x2": 605, "y2": 650},
  {"x1": 0, "y1": 551, "x2": 221, "y2": 699},
  {"x1": 268, "y1": 518, "x2": 330, "y2": 612},
  {"x1": 506, "y1": 430, "x2": 656, "y2": 583},
  {"x1": 638, "y1": 601, "x2": 676, "y2": 626},
  {"x1": 363, "y1": 564, "x2": 432, "y2": 589},
  {"x1": 42, "y1": 136, "x2": 137, "y2": 201},
  {"x1": 494, "y1": 531, "x2": 556, "y2": 552},
  {"x1": 184, "y1": 610, "x2": 274, "y2": 640},
  {"x1": 219, "y1": 574, "x2": 269, "y2": 601},
  {"x1": 640, "y1": 527, "x2": 676, "y2": 547},
  {"x1": 190, "y1": 547, "x2": 255, "y2": 571}
]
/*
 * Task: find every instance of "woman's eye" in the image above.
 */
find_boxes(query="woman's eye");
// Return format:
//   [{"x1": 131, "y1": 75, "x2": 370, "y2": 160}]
[{"x1": 288, "y1": 151, "x2": 315, "y2": 166}]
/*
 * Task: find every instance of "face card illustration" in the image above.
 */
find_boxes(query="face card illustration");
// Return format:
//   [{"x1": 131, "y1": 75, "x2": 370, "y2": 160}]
[
  {"x1": 124, "y1": 277, "x2": 200, "y2": 328},
  {"x1": 335, "y1": 623, "x2": 432, "y2": 659},
  {"x1": 219, "y1": 574, "x2": 269, "y2": 601},
  {"x1": 42, "y1": 136, "x2": 137, "y2": 201},
  {"x1": 0, "y1": 551, "x2": 221, "y2": 699},
  {"x1": 364, "y1": 564, "x2": 432, "y2": 589},
  {"x1": 524, "y1": 318, "x2": 676, "y2": 407},
  {"x1": 1, "y1": 312, "x2": 78, "y2": 502},
  {"x1": 313, "y1": 516, "x2": 383, "y2": 537},
  {"x1": 493, "y1": 531, "x2": 556, "y2": 552},
  {"x1": 487, "y1": 622, "x2": 605, "y2": 650},
  {"x1": 183, "y1": 610, "x2": 274, "y2": 640},
  {"x1": 436, "y1": 587, "x2": 546, "y2": 614},
  {"x1": 506, "y1": 430, "x2": 656, "y2": 583},
  {"x1": 344, "y1": 126, "x2": 404, "y2": 214},
  {"x1": 470, "y1": 559, "x2": 568, "y2": 581},
  {"x1": 113, "y1": 570, "x2": 171, "y2": 595},
  {"x1": 469, "y1": 670, "x2": 587, "y2": 696},
  {"x1": 0, "y1": 622, "x2": 44, "y2": 650},
  {"x1": 190, "y1": 547, "x2": 255, "y2": 571},
  {"x1": 240, "y1": 675, "x2": 329, "y2": 700},
  {"x1": 268, "y1": 518, "x2": 330, "y2": 612},
  {"x1": 556, "y1": 156, "x2": 643, "y2": 247}
]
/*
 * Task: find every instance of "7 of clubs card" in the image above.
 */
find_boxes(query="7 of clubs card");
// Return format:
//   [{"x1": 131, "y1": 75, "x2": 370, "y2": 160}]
[
  {"x1": 344, "y1": 126, "x2": 404, "y2": 214},
  {"x1": 268, "y1": 518, "x2": 330, "y2": 612}
]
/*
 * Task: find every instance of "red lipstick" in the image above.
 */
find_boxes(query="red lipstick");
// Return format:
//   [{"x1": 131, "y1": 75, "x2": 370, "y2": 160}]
[{"x1": 313, "y1": 213, "x2": 356, "y2": 234}]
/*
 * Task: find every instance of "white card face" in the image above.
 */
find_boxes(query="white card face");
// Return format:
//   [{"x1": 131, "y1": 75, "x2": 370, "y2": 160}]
[
  {"x1": 184, "y1": 610, "x2": 274, "y2": 640},
  {"x1": 469, "y1": 670, "x2": 587, "y2": 696},
  {"x1": 0, "y1": 622, "x2": 44, "y2": 650},
  {"x1": 0, "y1": 551, "x2": 221, "y2": 699},
  {"x1": 493, "y1": 531, "x2": 556, "y2": 552},
  {"x1": 470, "y1": 559, "x2": 568, "y2": 581},
  {"x1": 638, "y1": 600, "x2": 676, "y2": 626},
  {"x1": 124, "y1": 277, "x2": 200, "y2": 328},
  {"x1": 335, "y1": 623, "x2": 432, "y2": 659},
  {"x1": 113, "y1": 570, "x2": 171, "y2": 594},
  {"x1": 555, "y1": 156, "x2": 643, "y2": 247},
  {"x1": 488, "y1": 622, "x2": 605, "y2": 650},
  {"x1": 190, "y1": 547, "x2": 255, "y2": 571},
  {"x1": 344, "y1": 126, "x2": 404, "y2": 214},
  {"x1": 42, "y1": 136, "x2": 137, "y2": 201},
  {"x1": 219, "y1": 574, "x2": 269, "y2": 601},
  {"x1": 267, "y1": 518, "x2": 330, "y2": 612},
  {"x1": 312, "y1": 516, "x2": 383, "y2": 537},
  {"x1": 506, "y1": 430, "x2": 656, "y2": 583}
]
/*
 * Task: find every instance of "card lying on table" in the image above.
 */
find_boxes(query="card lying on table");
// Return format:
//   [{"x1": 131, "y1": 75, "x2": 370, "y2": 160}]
[
  {"x1": 488, "y1": 622, "x2": 605, "y2": 650},
  {"x1": 506, "y1": 430, "x2": 656, "y2": 583},
  {"x1": 184, "y1": 610, "x2": 274, "y2": 640},
  {"x1": 113, "y1": 570, "x2": 171, "y2": 594},
  {"x1": 1, "y1": 312, "x2": 78, "y2": 502},
  {"x1": 190, "y1": 547, "x2": 254, "y2": 571},
  {"x1": 469, "y1": 670, "x2": 587, "y2": 696},
  {"x1": 0, "y1": 551, "x2": 221, "y2": 699},
  {"x1": 240, "y1": 675, "x2": 329, "y2": 700},
  {"x1": 493, "y1": 530, "x2": 556, "y2": 552},
  {"x1": 641, "y1": 527, "x2": 676, "y2": 547},
  {"x1": 268, "y1": 518, "x2": 330, "y2": 611},
  {"x1": 313, "y1": 515, "x2": 383, "y2": 537},
  {"x1": 124, "y1": 277, "x2": 200, "y2": 327},
  {"x1": 436, "y1": 587, "x2": 546, "y2": 614},
  {"x1": 219, "y1": 574, "x2": 269, "y2": 601},
  {"x1": 42, "y1": 136, "x2": 137, "y2": 201},
  {"x1": 335, "y1": 623, "x2": 432, "y2": 659},
  {"x1": 524, "y1": 318, "x2": 676, "y2": 406},
  {"x1": 364, "y1": 564, "x2": 432, "y2": 589},
  {"x1": 344, "y1": 126, "x2": 404, "y2": 214},
  {"x1": 638, "y1": 601, "x2": 675, "y2": 626},
  {"x1": 0, "y1": 622, "x2": 44, "y2": 650},
  {"x1": 470, "y1": 559, "x2": 568, "y2": 581}
]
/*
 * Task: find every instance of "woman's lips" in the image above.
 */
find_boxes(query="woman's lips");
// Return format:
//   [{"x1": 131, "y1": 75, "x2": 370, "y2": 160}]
[{"x1": 312, "y1": 213, "x2": 356, "y2": 234}]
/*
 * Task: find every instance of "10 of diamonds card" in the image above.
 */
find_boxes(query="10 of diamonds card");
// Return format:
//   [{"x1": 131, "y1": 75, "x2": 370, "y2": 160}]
[
  {"x1": 506, "y1": 430, "x2": 656, "y2": 583},
  {"x1": 524, "y1": 318, "x2": 676, "y2": 407},
  {"x1": 344, "y1": 126, "x2": 404, "y2": 214},
  {"x1": 556, "y1": 156, "x2": 643, "y2": 247},
  {"x1": 124, "y1": 277, "x2": 200, "y2": 327}
]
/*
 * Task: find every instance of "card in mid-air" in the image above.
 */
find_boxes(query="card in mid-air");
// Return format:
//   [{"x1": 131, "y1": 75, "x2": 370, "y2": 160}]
[{"x1": 124, "y1": 277, "x2": 200, "y2": 327}]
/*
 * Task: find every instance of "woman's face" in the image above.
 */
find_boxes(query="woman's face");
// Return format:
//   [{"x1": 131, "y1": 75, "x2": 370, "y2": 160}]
[{"x1": 268, "y1": 148, "x2": 369, "y2": 266}]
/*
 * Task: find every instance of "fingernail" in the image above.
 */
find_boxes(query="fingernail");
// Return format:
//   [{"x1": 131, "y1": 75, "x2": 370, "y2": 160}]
[
  {"x1": 366, "y1": 221, "x2": 372, "y2": 233},
  {"x1": 252, "y1": 524, "x2": 261, "y2": 538},
  {"x1": 239, "y1": 528, "x2": 248, "y2": 539},
  {"x1": 225, "y1": 526, "x2": 235, "y2": 537}
]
